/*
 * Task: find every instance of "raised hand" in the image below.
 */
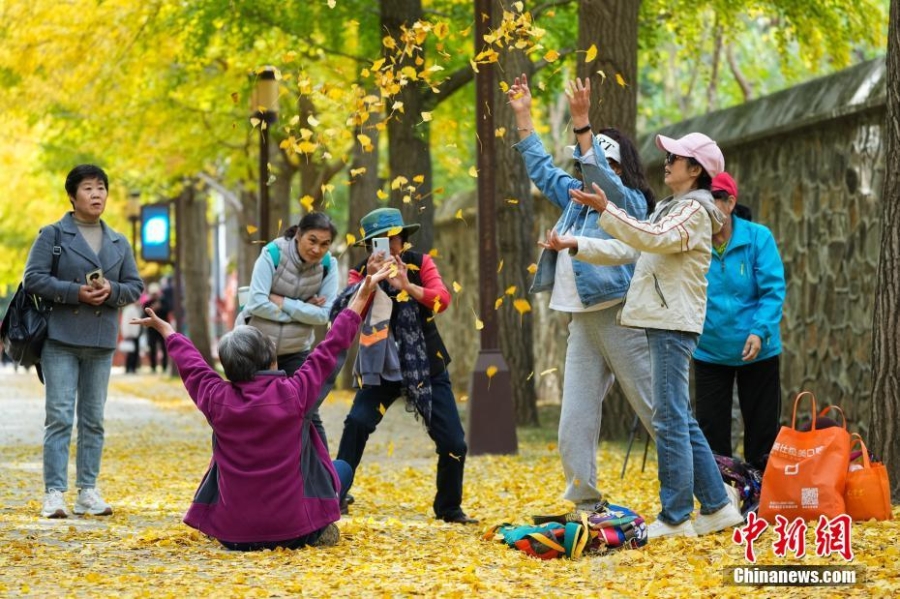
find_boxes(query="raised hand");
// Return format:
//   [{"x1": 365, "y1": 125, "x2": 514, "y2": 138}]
[
  {"x1": 538, "y1": 228, "x2": 578, "y2": 252},
  {"x1": 507, "y1": 73, "x2": 532, "y2": 115},
  {"x1": 566, "y1": 77, "x2": 592, "y2": 128},
  {"x1": 131, "y1": 307, "x2": 176, "y2": 339},
  {"x1": 570, "y1": 182, "x2": 610, "y2": 213}
]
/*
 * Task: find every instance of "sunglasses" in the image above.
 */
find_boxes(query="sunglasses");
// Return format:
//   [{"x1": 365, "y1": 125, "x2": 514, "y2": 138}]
[{"x1": 665, "y1": 152, "x2": 687, "y2": 166}]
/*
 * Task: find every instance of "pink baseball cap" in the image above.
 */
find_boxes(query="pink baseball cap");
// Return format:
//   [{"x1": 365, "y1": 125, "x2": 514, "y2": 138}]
[
  {"x1": 711, "y1": 172, "x2": 738, "y2": 199},
  {"x1": 655, "y1": 132, "x2": 725, "y2": 177}
]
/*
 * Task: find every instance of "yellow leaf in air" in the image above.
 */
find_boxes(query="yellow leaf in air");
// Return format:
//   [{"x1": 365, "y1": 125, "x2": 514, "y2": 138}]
[
  {"x1": 615, "y1": 73, "x2": 627, "y2": 87},
  {"x1": 396, "y1": 289, "x2": 410, "y2": 302},
  {"x1": 378, "y1": 403, "x2": 387, "y2": 416},
  {"x1": 455, "y1": 209, "x2": 465, "y2": 220},
  {"x1": 377, "y1": 189, "x2": 388, "y2": 200},
  {"x1": 250, "y1": 117, "x2": 261, "y2": 128},
  {"x1": 495, "y1": 127, "x2": 506, "y2": 138},
  {"x1": 429, "y1": 248, "x2": 440, "y2": 258},
  {"x1": 300, "y1": 195, "x2": 315, "y2": 212},
  {"x1": 544, "y1": 49, "x2": 560, "y2": 62},
  {"x1": 597, "y1": 70, "x2": 607, "y2": 84},
  {"x1": 357, "y1": 133, "x2": 372, "y2": 148},
  {"x1": 388, "y1": 263, "x2": 399, "y2": 278},
  {"x1": 499, "y1": 81, "x2": 510, "y2": 93},
  {"x1": 307, "y1": 115, "x2": 320, "y2": 127},
  {"x1": 391, "y1": 176, "x2": 409, "y2": 190},
  {"x1": 486, "y1": 365, "x2": 498, "y2": 379},
  {"x1": 405, "y1": 263, "x2": 419, "y2": 271},
  {"x1": 246, "y1": 225, "x2": 258, "y2": 235},
  {"x1": 513, "y1": 1, "x2": 524, "y2": 11},
  {"x1": 453, "y1": 281, "x2": 462, "y2": 293},
  {"x1": 387, "y1": 440, "x2": 394, "y2": 457},
  {"x1": 297, "y1": 140, "x2": 318, "y2": 154},
  {"x1": 433, "y1": 296, "x2": 442, "y2": 313},
  {"x1": 506, "y1": 198, "x2": 519, "y2": 205},
  {"x1": 474, "y1": 314, "x2": 484, "y2": 330},
  {"x1": 513, "y1": 298, "x2": 532, "y2": 315},
  {"x1": 383, "y1": 35, "x2": 397, "y2": 50},
  {"x1": 526, "y1": 371, "x2": 534, "y2": 381},
  {"x1": 497, "y1": 259, "x2": 504, "y2": 273},
  {"x1": 413, "y1": 174, "x2": 425, "y2": 184},
  {"x1": 387, "y1": 226, "x2": 403, "y2": 236},
  {"x1": 350, "y1": 167, "x2": 367, "y2": 177},
  {"x1": 421, "y1": 111, "x2": 433, "y2": 122},
  {"x1": 527, "y1": 263, "x2": 538, "y2": 274},
  {"x1": 346, "y1": 233, "x2": 357, "y2": 246},
  {"x1": 468, "y1": 165, "x2": 478, "y2": 178},
  {"x1": 434, "y1": 22, "x2": 449, "y2": 39},
  {"x1": 505, "y1": 286, "x2": 517, "y2": 296},
  {"x1": 372, "y1": 58, "x2": 386, "y2": 71},
  {"x1": 540, "y1": 368, "x2": 558, "y2": 376},
  {"x1": 585, "y1": 44, "x2": 598, "y2": 63}
]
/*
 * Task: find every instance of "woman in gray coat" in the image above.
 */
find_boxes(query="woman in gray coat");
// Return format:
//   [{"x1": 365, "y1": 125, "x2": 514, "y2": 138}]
[{"x1": 24, "y1": 164, "x2": 143, "y2": 519}]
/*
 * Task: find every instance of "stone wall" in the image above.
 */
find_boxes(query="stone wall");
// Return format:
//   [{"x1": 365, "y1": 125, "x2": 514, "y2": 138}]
[{"x1": 433, "y1": 58, "x2": 887, "y2": 435}]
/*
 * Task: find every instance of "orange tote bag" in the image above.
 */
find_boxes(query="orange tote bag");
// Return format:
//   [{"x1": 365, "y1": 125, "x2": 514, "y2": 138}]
[
  {"x1": 845, "y1": 433, "x2": 893, "y2": 521},
  {"x1": 759, "y1": 392, "x2": 851, "y2": 522}
]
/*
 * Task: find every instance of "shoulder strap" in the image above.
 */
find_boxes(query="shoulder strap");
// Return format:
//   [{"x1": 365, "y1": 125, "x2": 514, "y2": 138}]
[
  {"x1": 321, "y1": 251, "x2": 331, "y2": 278},
  {"x1": 265, "y1": 241, "x2": 280, "y2": 268},
  {"x1": 50, "y1": 225, "x2": 62, "y2": 278}
]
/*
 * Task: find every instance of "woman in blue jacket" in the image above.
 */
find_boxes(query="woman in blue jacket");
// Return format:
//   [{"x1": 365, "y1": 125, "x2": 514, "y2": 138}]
[
  {"x1": 694, "y1": 172, "x2": 786, "y2": 470},
  {"x1": 508, "y1": 74, "x2": 655, "y2": 510}
]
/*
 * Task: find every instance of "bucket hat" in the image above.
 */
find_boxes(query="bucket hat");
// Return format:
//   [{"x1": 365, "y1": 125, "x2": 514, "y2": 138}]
[{"x1": 355, "y1": 208, "x2": 420, "y2": 246}]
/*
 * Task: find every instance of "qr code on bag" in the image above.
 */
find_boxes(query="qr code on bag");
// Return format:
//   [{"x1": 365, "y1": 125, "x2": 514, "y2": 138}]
[{"x1": 801, "y1": 487, "x2": 818, "y2": 508}]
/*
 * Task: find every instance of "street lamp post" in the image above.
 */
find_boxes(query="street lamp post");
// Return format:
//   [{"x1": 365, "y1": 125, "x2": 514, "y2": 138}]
[
  {"x1": 252, "y1": 66, "x2": 279, "y2": 243},
  {"x1": 126, "y1": 190, "x2": 141, "y2": 259}
]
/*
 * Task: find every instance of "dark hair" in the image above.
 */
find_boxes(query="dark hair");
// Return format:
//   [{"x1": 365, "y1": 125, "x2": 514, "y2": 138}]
[
  {"x1": 598, "y1": 128, "x2": 656, "y2": 216},
  {"x1": 218, "y1": 326, "x2": 277, "y2": 382},
  {"x1": 687, "y1": 158, "x2": 713, "y2": 191},
  {"x1": 733, "y1": 204, "x2": 753, "y2": 221},
  {"x1": 282, "y1": 212, "x2": 338, "y2": 241},
  {"x1": 65, "y1": 164, "x2": 109, "y2": 197}
]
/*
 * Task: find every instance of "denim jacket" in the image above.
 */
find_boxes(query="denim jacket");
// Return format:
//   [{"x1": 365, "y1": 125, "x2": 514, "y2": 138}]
[{"x1": 514, "y1": 133, "x2": 648, "y2": 307}]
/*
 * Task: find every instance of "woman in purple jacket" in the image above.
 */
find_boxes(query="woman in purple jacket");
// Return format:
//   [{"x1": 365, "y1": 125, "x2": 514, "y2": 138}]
[{"x1": 133, "y1": 265, "x2": 391, "y2": 551}]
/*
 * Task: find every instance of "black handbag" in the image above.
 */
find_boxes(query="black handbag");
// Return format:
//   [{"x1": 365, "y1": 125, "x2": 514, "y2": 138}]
[{"x1": 1, "y1": 225, "x2": 61, "y2": 381}]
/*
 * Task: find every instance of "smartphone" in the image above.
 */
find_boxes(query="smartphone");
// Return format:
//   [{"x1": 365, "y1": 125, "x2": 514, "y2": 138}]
[
  {"x1": 86, "y1": 268, "x2": 105, "y2": 287},
  {"x1": 372, "y1": 237, "x2": 390, "y2": 257}
]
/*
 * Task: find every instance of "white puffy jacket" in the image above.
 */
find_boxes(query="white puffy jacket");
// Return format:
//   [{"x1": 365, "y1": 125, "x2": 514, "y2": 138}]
[{"x1": 573, "y1": 189, "x2": 724, "y2": 334}]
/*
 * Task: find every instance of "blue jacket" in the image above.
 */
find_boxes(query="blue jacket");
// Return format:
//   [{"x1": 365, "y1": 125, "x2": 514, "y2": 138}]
[
  {"x1": 23, "y1": 212, "x2": 143, "y2": 349},
  {"x1": 695, "y1": 216, "x2": 785, "y2": 366},
  {"x1": 514, "y1": 133, "x2": 648, "y2": 307}
]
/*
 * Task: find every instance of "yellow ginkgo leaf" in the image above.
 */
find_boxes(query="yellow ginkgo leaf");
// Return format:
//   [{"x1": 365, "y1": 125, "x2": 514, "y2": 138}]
[
  {"x1": 494, "y1": 297, "x2": 503, "y2": 310},
  {"x1": 387, "y1": 440, "x2": 394, "y2": 457},
  {"x1": 486, "y1": 365, "x2": 498, "y2": 379},
  {"x1": 396, "y1": 289, "x2": 410, "y2": 302},
  {"x1": 433, "y1": 296, "x2": 442, "y2": 313},
  {"x1": 350, "y1": 167, "x2": 367, "y2": 177},
  {"x1": 499, "y1": 81, "x2": 510, "y2": 92},
  {"x1": 505, "y1": 285, "x2": 517, "y2": 296},
  {"x1": 377, "y1": 189, "x2": 388, "y2": 200},
  {"x1": 421, "y1": 111, "x2": 433, "y2": 122},
  {"x1": 497, "y1": 259, "x2": 504, "y2": 273},
  {"x1": 453, "y1": 281, "x2": 462, "y2": 293},
  {"x1": 246, "y1": 225, "x2": 258, "y2": 235},
  {"x1": 468, "y1": 165, "x2": 478, "y2": 178},
  {"x1": 474, "y1": 315, "x2": 484, "y2": 330},
  {"x1": 428, "y1": 248, "x2": 440, "y2": 258},
  {"x1": 495, "y1": 127, "x2": 507, "y2": 138},
  {"x1": 597, "y1": 70, "x2": 607, "y2": 84},
  {"x1": 544, "y1": 49, "x2": 560, "y2": 62},
  {"x1": 307, "y1": 115, "x2": 320, "y2": 127},
  {"x1": 585, "y1": 44, "x2": 598, "y2": 63},
  {"x1": 526, "y1": 371, "x2": 535, "y2": 381},
  {"x1": 405, "y1": 263, "x2": 419, "y2": 271},
  {"x1": 513, "y1": 298, "x2": 532, "y2": 315},
  {"x1": 413, "y1": 174, "x2": 425, "y2": 184},
  {"x1": 506, "y1": 198, "x2": 519, "y2": 205},
  {"x1": 615, "y1": 73, "x2": 627, "y2": 87},
  {"x1": 346, "y1": 233, "x2": 357, "y2": 246},
  {"x1": 378, "y1": 403, "x2": 387, "y2": 416},
  {"x1": 527, "y1": 263, "x2": 538, "y2": 274},
  {"x1": 300, "y1": 195, "x2": 315, "y2": 212}
]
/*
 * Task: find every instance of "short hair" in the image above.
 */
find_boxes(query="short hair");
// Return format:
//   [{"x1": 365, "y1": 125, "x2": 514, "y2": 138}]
[
  {"x1": 65, "y1": 164, "x2": 109, "y2": 197},
  {"x1": 217, "y1": 326, "x2": 277, "y2": 382},
  {"x1": 282, "y1": 211, "x2": 338, "y2": 241}
]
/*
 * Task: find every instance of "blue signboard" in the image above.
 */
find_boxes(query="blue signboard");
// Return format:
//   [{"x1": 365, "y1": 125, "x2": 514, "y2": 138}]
[{"x1": 141, "y1": 203, "x2": 172, "y2": 263}]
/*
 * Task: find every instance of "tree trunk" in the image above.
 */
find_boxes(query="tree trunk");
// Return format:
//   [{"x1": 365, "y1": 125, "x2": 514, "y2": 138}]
[
  {"x1": 870, "y1": 0, "x2": 900, "y2": 502},
  {"x1": 576, "y1": 0, "x2": 641, "y2": 440},
  {"x1": 382, "y1": 0, "x2": 435, "y2": 251},
  {"x1": 180, "y1": 182, "x2": 213, "y2": 364},
  {"x1": 577, "y1": 0, "x2": 640, "y2": 140},
  {"x1": 270, "y1": 150, "x2": 297, "y2": 238},
  {"x1": 494, "y1": 1, "x2": 538, "y2": 426}
]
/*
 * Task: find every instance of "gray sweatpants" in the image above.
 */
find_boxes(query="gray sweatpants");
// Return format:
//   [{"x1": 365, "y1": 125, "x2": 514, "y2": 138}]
[{"x1": 558, "y1": 308, "x2": 654, "y2": 507}]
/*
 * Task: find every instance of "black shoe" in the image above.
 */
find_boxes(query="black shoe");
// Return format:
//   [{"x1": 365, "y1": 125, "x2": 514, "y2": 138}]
[
  {"x1": 442, "y1": 512, "x2": 479, "y2": 525},
  {"x1": 345, "y1": 493, "x2": 355, "y2": 505},
  {"x1": 339, "y1": 498, "x2": 349, "y2": 516}
]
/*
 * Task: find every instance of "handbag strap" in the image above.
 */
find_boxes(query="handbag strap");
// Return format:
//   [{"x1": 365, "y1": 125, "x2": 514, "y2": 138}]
[
  {"x1": 819, "y1": 405, "x2": 848, "y2": 430},
  {"x1": 50, "y1": 224, "x2": 62, "y2": 278},
  {"x1": 849, "y1": 433, "x2": 873, "y2": 469},
  {"x1": 790, "y1": 391, "x2": 818, "y2": 430}
]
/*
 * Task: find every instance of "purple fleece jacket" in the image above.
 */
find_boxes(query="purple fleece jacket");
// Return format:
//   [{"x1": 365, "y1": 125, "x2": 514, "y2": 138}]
[{"x1": 167, "y1": 309, "x2": 361, "y2": 543}]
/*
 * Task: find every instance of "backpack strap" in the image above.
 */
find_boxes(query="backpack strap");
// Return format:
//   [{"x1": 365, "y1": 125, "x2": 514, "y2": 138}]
[
  {"x1": 50, "y1": 224, "x2": 62, "y2": 278},
  {"x1": 265, "y1": 242, "x2": 280, "y2": 268}
]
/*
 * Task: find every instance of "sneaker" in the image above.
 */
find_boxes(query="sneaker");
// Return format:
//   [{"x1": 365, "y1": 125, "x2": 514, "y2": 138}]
[
  {"x1": 725, "y1": 484, "x2": 742, "y2": 513},
  {"x1": 41, "y1": 490, "x2": 68, "y2": 519},
  {"x1": 311, "y1": 523, "x2": 340, "y2": 547},
  {"x1": 694, "y1": 502, "x2": 744, "y2": 536},
  {"x1": 73, "y1": 488, "x2": 113, "y2": 516},
  {"x1": 647, "y1": 518, "x2": 697, "y2": 539}
]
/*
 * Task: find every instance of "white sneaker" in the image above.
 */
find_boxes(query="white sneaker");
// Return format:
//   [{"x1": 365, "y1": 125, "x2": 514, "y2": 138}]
[
  {"x1": 647, "y1": 518, "x2": 697, "y2": 539},
  {"x1": 41, "y1": 490, "x2": 68, "y2": 518},
  {"x1": 725, "y1": 484, "x2": 742, "y2": 512},
  {"x1": 694, "y1": 502, "x2": 744, "y2": 535},
  {"x1": 73, "y1": 488, "x2": 113, "y2": 516}
]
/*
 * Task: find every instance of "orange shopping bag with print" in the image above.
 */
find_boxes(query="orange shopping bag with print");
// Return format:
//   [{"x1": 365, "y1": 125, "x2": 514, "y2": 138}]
[
  {"x1": 845, "y1": 433, "x2": 892, "y2": 521},
  {"x1": 759, "y1": 392, "x2": 850, "y2": 522}
]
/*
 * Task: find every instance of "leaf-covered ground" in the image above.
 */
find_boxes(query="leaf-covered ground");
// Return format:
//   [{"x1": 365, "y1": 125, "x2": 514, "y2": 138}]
[{"x1": 1, "y1": 369, "x2": 897, "y2": 598}]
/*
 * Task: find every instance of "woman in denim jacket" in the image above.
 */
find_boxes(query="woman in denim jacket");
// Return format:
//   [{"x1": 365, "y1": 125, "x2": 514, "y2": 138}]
[{"x1": 508, "y1": 74, "x2": 655, "y2": 510}]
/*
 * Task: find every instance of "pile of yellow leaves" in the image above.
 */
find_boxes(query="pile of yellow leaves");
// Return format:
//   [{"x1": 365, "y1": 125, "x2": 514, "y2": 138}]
[{"x1": 1, "y1": 374, "x2": 897, "y2": 598}]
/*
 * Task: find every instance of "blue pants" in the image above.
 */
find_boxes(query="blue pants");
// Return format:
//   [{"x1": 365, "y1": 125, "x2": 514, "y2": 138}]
[{"x1": 336, "y1": 370, "x2": 469, "y2": 520}]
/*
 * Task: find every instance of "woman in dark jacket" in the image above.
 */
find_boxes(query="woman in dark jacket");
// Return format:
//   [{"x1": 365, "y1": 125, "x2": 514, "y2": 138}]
[{"x1": 24, "y1": 164, "x2": 143, "y2": 519}]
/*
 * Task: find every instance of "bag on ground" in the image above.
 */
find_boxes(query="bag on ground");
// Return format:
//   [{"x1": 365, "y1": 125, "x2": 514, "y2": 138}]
[{"x1": 845, "y1": 433, "x2": 892, "y2": 522}]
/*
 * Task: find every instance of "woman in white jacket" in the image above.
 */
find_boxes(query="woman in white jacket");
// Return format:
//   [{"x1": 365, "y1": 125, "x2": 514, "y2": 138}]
[{"x1": 546, "y1": 132, "x2": 744, "y2": 539}]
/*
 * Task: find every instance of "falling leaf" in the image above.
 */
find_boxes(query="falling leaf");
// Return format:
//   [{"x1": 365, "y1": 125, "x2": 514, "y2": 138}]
[
  {"x1": 377, "y1": 189, "x2": 388, "y2": 200},
  {"x1": 486, "y1": 365, "x2": 498, "y2": 378},
  {"x1": 472, "y1": 308, "x2": 484, "y2": 330},
  {"x1": 300, "y1": 195, "x2": 315, "y2": 212},
  {"x1": 526, "y1": 371, "x2": 534, "y2": 381},
  {"x1": 350, "y1": 167, "x2": 367, "y2": 177},
  {"x1": 505, "y1": 286, "x2": 517, "y2": 296},
  {"x1": 497, "y1": 259, "x2": 504, "y2": 273},
  {"x1": 540, "y1": 368, "x2": 558, "y2": 376},
  {"x1": 544, "y1": 49, "x2": 560, "y2": 62},
  {"x1": 585, "y1": 44, "x2": 598, "y2": 63},
  {"x1": 412, "y1": 174, "x2": 425, "y2": 184},
  {"x1": 428, "y1": 248, "x2": 440, "y2": 258},
  {"x1": 420, "y1": 111, "x2": 433, "y2": 122},
  {"x1": 378, "y1": 403, "x2": 386, "y2": 416},
  {"x1": 405, "y1": 263, "x2": 419, "y2": 271},
  {"x1": 387, "y1": 440, "x2": 394, "y2": 457},
  {"x1": 387, "y1": 226, "x2": 403, "y2": 236},
  {"x1": 307, "y1": 115, "x2": 320, "y2": 127},
  {"x1": 527, "y1": 263, "x2": 538, "y2": 274},
  {"x1": 246, "y1": 225, "x2": 258, "y2": 235},
  {"x1": 346, "y1": 233, "x2": 357, "y2": 246},
  {"x1": 513, "y1": 298, "x2": 532, "y2": 315},
  {"x1": 433, "y1": 296, "x2": 442, "y2": 313},
  {"x1": 495, "y1": 127, "x2": 506, "y2": 138},
  {"x1": 615, "y1": 73, "x2": 627, "y2": 87},
  {"x1": 494, "y1": 297, "x2": 503, "y2": 310},
  {"x1": 396, "y1": 290, "x2": 410, "y2": 302},
  {"x1": 597, "y1": 70, "x2": 607, "y2": 84},
  {"x1": 468, "y1": 165, "x2": 478, "y2": 178},
  {"x1": 452, "y1": 281, "x2": 462, "y2": 293}
]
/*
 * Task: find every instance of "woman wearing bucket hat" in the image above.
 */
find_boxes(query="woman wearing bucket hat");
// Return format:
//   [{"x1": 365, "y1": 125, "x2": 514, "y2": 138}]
[
  {"x1": 694, "y1": 172, "x2": 785, "y2": 471},
  {"x1": 546, "y1": 132, "x2": 744, "y2": 539},
  {"x1": 508, "y1": 74, "x2": 656, "y2": 512},
  {"x1": 243, "y1": 212, "x2": 340, "y2": 447},
  {"x1": 332, "y1": 207, "x2": 476, "y2": 524}
]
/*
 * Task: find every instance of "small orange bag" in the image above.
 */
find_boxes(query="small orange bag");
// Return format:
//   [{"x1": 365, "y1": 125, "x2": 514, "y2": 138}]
[
  {"x1": 845, "y1": 433, "x2": 893, "y2": 521},
  {"x1": 759, "y1": 392, "x2": 850, "y2": 522}
]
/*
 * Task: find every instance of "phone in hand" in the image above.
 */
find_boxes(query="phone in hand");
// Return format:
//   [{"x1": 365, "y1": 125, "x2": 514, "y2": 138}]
[
  {"x1": 372, "y1": 237, "x2": 390, "y2": 258},
  {"x1": 86, "y1": 268, "x2": 105, "y2": 288}
]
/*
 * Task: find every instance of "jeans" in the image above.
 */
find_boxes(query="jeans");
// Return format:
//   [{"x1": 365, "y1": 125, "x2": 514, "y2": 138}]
[
  {"x1": 41, "y1": 339, "x2": 115, "y2": 492},
  {"x1": 694, "y1": 355, "x2": 782, "y2": 469},
  {"x1": 646, "y1": 329, "x2": 728, "y2": 525},
  {"x1": 336, "y1": 370, "x2": 468, "y2": 520}
]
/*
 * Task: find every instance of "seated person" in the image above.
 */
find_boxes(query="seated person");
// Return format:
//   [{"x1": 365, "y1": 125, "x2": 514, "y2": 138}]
[{"x1": 131, "y1": 265, "x2": 391, "y2": 551}]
